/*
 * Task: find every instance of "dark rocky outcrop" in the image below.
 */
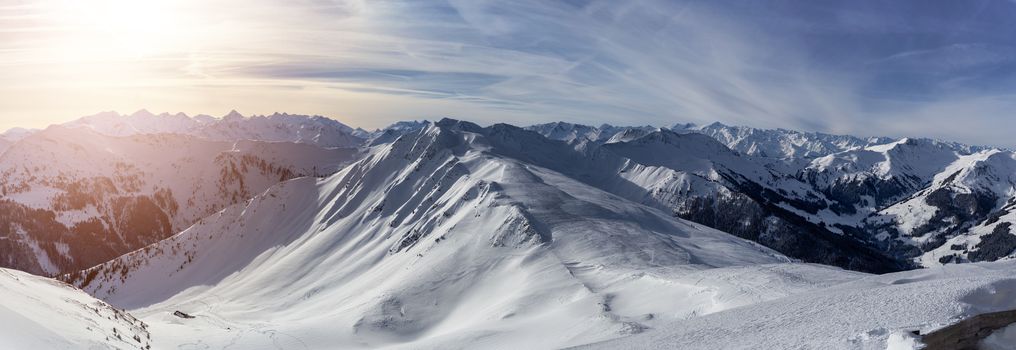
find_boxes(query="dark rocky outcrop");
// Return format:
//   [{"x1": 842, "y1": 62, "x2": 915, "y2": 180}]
[{"x1": 919, "y1": 309, "x2": 1016, "y2": 350}]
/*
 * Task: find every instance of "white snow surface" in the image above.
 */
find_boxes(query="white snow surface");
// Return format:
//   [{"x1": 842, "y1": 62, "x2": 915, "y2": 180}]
[
  {"x1": 0, "y1": 137, "x2": 10, "y2": 156},
  {"x1": 0, "y1": 268, "x2": 151, "y2": 349},
  {"x1": 578, "y1": 261, "x2": 1016, "y2": 350}
]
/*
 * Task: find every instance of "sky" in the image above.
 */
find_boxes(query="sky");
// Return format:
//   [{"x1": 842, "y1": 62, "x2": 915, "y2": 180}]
[{"x1": 2, "y1": 0, "x2": 1016, "y2": 146}]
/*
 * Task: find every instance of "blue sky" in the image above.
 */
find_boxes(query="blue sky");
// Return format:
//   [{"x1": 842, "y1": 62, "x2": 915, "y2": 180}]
[{"x1": 3, "y1": 0, "x2": 1016, "y2": 146}]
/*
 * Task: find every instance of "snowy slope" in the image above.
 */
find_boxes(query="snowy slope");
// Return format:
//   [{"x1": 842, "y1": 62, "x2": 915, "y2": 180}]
[
  {"x1": 0, "y1": 268, "x2": 151, "y2": 350},
  {"x1": 0, "y1": 125, "x2": 359, "y2": 275},
  {"x1": 64, "y1": 110, "x2": 365, "y2": 148},
  {"x1": 0, "y1": 136, "x2": 10, "y2": 156},
  {"x1": 579, "y1": 261, "x2": 1016, "y2": 350},
  {"x1": 61, "y1": 120, "x2": 914, "y2": 349}
]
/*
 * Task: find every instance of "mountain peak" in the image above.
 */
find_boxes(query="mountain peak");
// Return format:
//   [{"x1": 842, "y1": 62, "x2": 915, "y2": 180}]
[
  {"x1": 129, "y1": 109, "x2": 154, "y2": 118},
  {"x1": 435, "y1": 118, "x2": 484, "y2": 133},
  {"x1": 631, "y1": 128, "x2": 732, "y2": 151},
  {"x1": 87, "y1": 111, "x2": 122, "y2": 119},
  {"x1": 434, "y1": 117, "x2": 461, "y2": 126},
  {"x1": 223, "y1": 109, "x2": 244, "y2": 120},
  {"x1": 2, "y1": 127, "x2": 38, "y2": 141},
  {"x1": 671, "y1": 122, "x2": 698, "y2": 130}
]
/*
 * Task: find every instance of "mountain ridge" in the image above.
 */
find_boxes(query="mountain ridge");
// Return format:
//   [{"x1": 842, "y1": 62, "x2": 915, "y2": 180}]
[{"x1": 64, "y1": 119, "x2": 832, "y2": 349}]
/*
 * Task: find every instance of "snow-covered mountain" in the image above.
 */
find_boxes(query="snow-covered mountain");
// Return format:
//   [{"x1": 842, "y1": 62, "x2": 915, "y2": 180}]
[
  {"x1": 527, "y1": 121, "x2": 891, "y2": 158},
  {"x1": 0, "y1": 125, "x2": 358, "y2": 275},
  {"x1": 674, "y1": 121, "x2": 897, "y2": 159},
  {"x1": 64, "y1": 109, "x2": 365, "y2": 148},
  {"x1": 786, "y1": 138, "x2": 1016, "y2": 266},
  {"x1": 64, "y1": 119, "x2": 861, "y2": 349},
  {"x1": 594, "y1": 129, "x2": 903, "y2": 272},
  {"x1": 52, "y1": 118, "x2": 1016, "y2": 349},
  {"x1": 0, "y1": 267, "x2": 151, "y2": 349},
  {"x1": 525, "y1": 122, "x2": 658, "y2": 144},
  {"x1": 365, "y1": 120, "x2": 432, "y2": 146},
  {"x1": 870, "y1": 149, "x2": 1016, "y2": 266},
  {"x1": 530, "y1": 120, "x2": 1016, "y2": 268}
]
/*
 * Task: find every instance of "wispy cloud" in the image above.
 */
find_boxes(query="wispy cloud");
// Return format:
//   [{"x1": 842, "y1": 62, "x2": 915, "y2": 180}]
[{"x1": 2, "y1": 0, "x2": 1016, "y2": 146}]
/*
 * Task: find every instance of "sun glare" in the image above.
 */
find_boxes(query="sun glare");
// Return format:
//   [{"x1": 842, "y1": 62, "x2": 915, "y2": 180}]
[{"x1": 52, "y1": 0, "x2": 188, "y2": 60}]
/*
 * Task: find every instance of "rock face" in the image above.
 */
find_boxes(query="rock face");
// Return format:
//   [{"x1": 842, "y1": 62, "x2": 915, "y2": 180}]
[{"x1": 919, "y1": 308, "x2": 1016, "y2": 350}]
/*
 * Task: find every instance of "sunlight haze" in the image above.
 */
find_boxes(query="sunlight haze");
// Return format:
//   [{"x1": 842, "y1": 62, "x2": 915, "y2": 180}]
[{"x1": 3, "y1": 0, "x2": 1016, "y2": 144}]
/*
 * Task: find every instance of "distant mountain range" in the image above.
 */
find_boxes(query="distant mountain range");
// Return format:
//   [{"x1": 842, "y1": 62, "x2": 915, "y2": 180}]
[{"x1": 62, "y1": 109, "x2": 368, "y2": 148}]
